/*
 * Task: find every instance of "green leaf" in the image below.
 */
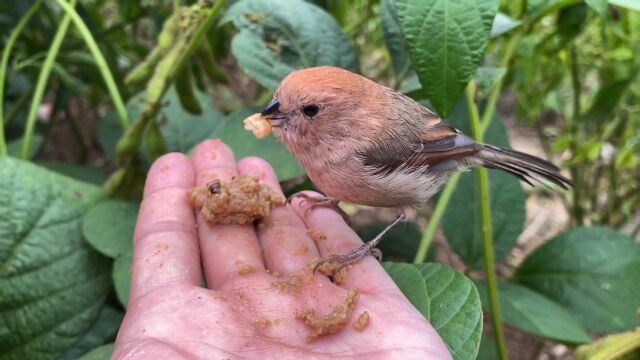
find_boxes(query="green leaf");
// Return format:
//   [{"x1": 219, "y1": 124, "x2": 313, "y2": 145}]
[
  {"x1": 576, "y1": 332, "x2": 640, "y2": 360},
  {"x1": 0, "y1": 157, "x2": 111, "y2": 359},
  {"x1": 383, "y1": 262, "x2": 483, "y2": 360},
  {"x1": 83, "y1": 200, "x2": 138, "y2": 258},
  {"x1": 7, "y1": 133, "x2": 44, "y2": 159},
  {"x1": 528, "y1": 0, "x2": 585, "y2": 21},
  {"x1": 358, "y1": 221, "x2": 426, "y2": 263},
  {"x1": 383, "y1": 262, "x2": 430, "y2": 317},
  {"x1": 586, "y1": 0, "x2": 609, "y2": 15},
  {"x1": 417, "y1": 263, "x2": 483, "y2": 360},
  {"x1": 442, "y1": 102, "x2": 526, "y2": 269},
  {"x1": 609, "y1": 0, "x2": 640, "y2": 11},
  {"x1": 224, "y1": 0, "x2": 358, "y2": 89},
  {"x1": 476, "y1": 281, "x2": 591, "y2": 343},
  {"x1": 38, "y1": 162, "x2": 108, "y2": 185},
  {"x1": 78, "y1": 343, "x2": 115, "y2": 360},
  {"x1": 381, "y1": 0, "x2": 412, "y2": 77},
  {"x1": 556, "y1": 3, "x2": 587, "y2": 44},
  {"x1": 201, "y1": 108, "x2": 306, "y2": 181},
  {"x1": 113, "y1": 252, "x2": 133, "y2": 307},
  {"x1": 579, "y1": 79, "x2": 632, "y2": 123},
  {"x1": 515, "y1": 227, "x2": 640, "y2": 333},
  {"x1": 490, "y1": 12, "x2": 521, "y2": 38},
  {"x1": 59, "y1": 305, "x2": 124, "y2": 360},
  {"x1": 159, "y1": 87, "x2": 223, "y2": 153},
  {"x1": 395, "y1": 0, "x2": 498, "y2": 117}
]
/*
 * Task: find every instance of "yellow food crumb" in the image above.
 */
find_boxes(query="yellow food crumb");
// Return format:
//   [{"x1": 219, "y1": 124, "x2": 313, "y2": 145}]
[{"x1": 243, "y1": 113, "x2": 272, "y2": 139}]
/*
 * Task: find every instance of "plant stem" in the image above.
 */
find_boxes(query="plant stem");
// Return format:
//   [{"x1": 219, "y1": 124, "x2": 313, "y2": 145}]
[
  {"x1": 21, "y1": 0, "x2": 77, "y2": 159},
  {"x1": 53, "y1": 0, "x2": 129, "y2": 129},
  {"x1": 414, "y1": 173, "x2": 461, "y2": 263},
  {"x1": 568, "y1": 45, "x2": 583, "y2": 225},
  {"x1": 467, "y1": 82, "x2": 509, "y2": 360},
  {"x1": 0, "y1": 0, "x2": 43, "y2": 156},
  {"x1": 480, "y1": 31, "x2": 522, "y2": 133}
]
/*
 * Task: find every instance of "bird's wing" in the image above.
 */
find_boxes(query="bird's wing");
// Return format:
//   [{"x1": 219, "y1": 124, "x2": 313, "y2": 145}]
[
  {"x1": 407, "y1": 119, "x2": 481, "y2": 168},
  {"x1": 359, "y1": 113, "x2": 481, "y2": 175}
]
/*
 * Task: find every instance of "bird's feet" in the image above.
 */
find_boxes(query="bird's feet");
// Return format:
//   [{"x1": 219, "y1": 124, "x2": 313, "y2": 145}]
[
  {"x1": 313, "y1": 212, "x2": 408, "y2": 279},
  {"x1": 288, "y1": 192, "x2": 350, "y2": 223}
]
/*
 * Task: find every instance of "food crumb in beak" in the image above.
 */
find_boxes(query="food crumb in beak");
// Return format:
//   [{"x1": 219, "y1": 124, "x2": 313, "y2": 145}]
[{"x1": 244, "y1": 113, "x2": 273, "y2": 139}]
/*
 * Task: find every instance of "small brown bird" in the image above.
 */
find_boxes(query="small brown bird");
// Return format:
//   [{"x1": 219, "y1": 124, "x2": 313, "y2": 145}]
[{"x1": 261, "y1": 66, "x2": 571, "y2": 270}]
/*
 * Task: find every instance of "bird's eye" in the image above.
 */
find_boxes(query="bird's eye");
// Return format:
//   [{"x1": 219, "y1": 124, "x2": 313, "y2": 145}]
[{"x1": 301, "y1": 104, "x2": 319, "y2": 118}]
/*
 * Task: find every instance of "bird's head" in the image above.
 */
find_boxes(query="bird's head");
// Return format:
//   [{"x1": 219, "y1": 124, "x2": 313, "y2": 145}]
[{"x1": 260, "y1": 66, "x2": 389, "y2": 157}]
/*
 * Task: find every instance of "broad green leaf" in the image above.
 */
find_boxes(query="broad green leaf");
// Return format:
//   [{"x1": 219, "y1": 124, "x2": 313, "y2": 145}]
[
  {"x1": 60, "y1": 305, "x2": 124, "y2": 360},
  {"x1": 383, "y1": 262, "x2": 483, "y2": 360},
  {"x1": 7, "y1": 133, "x2": 44, "y2": 159},
  {"x1": 576, "y1": 332, "x2": 640, "y2": 360},
  {"x1": 395, "y1": 0, "x2": 498, "y2": 117},
  {"x1": 381, "y1": 0, "x2": 412, "y2": 78},
  {"x1": 442, "y1": 102, "x2": 526, "y2": 269},
  {"x1": 201, "y1": 108, "x2": 306, "y2": 180},
  {"x1": 476, "y1": 281, "x2": 590, "y2": 343},
  {"x1": 383, "y1": 262, "x2": 430, "y2": 317},
  {"x1": 78, "y1": 343, "x2": 115, "y2": 360},
  {"x1": 113, "y1": 252, "x2": 133, "y2": 307},
  {"x1": 159, "y1": 87, "x2": 223, "y2": 153},
  {"x1": 0, "y1": 157, "x2": 111, "y2": 359},
  {"x1": 224, "y1": 0, "x2": 358, "y2": 89},
  {"x1": 38, "y1": 162, "x2": 108, "y2": 185},
  {"x1": 417, "y1": 263, "x2": 483, "y2": 360},
  {"x1": 358, "y1": 221, "x2": 426, "y2": 262},
  {"x1": 83, "y1": 200, "x2": 138, "y2": 258},
  {"x1": 490, "y1": 12, "x2": 521, "y2": 38},
  {"x1": 515, "y1": 227, "x2": 640, "y2": 333},
  {"x1": 586, "y1": 0, "x2": 609, "y2": 15},
  {"x1": 609, "y1": 0, "x2": 640, "y2": 11}
]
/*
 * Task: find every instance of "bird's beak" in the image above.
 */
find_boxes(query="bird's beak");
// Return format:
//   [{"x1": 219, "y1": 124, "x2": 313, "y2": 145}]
[{"x1": 261, "y1": 98, "x2": 285, "y2": 127}]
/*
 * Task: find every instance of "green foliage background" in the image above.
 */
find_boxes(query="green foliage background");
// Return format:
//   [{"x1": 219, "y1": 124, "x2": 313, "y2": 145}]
[{"x1": 1, "y1": 0, "x2": 639, "y2": 359}]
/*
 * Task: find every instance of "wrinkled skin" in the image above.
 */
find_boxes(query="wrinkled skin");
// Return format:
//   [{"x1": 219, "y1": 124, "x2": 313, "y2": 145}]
[{"x1": 113, "y1": 140, "x2": 452, "y2": 360}]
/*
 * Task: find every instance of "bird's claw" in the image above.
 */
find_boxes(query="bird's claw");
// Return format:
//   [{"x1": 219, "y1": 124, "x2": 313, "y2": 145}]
[
  {"x1": 313, "y1": 242, "x2": 382, "y2": 279},
  {"x1": 288, "y1": 192, "x2": 350, "y2": 224}
]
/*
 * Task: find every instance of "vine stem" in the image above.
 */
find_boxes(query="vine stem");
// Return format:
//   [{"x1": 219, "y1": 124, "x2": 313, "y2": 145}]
[
  {"x1": 467, "y1": 82, "x2": 508, "y2": 360},
  {"x1": 413, "y1": 173, "x2": 460, "y2": 263},
  {"x1": 480, "y1": 31, "x2": 522, "y2": 133},
  {"x1": 20, "y1": 0, "x2": 77, "y2": 159},
  {"x1": 0, "y1": 0, "x2": 43, "y2": 156},
  {"x1": 53, "y1": 0, "x2": 129, "y2": 128}
]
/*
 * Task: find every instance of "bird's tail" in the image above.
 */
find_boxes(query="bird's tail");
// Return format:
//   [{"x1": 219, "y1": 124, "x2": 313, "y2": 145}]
[{"x1": 476, "y1": 145, "x2": 573, "y2": 189}]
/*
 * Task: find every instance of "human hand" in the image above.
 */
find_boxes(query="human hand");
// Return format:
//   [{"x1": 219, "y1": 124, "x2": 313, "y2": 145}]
[{"x1": 113, "y1": 139, "x2": 452, "y2": 359}]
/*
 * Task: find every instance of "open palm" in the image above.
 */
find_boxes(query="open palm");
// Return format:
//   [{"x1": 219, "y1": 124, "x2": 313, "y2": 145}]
[{"x1": 114, "y1": 140, "x2": 452, "y2": 360}]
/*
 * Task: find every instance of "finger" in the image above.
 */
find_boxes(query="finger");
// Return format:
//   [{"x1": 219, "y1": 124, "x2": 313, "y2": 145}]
[
  {"x1": 291, "y1": 192, "x2": 398, "y2": 293},
  {"x1": 237, "y1": 157, "x2": 320, "y2": 275},
  {"x1": 192, "y1": 140, "x2": 265, "y2": 289},
  {"x1": 130, "y1": 153, "x2": 201, "y2": 302}
]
